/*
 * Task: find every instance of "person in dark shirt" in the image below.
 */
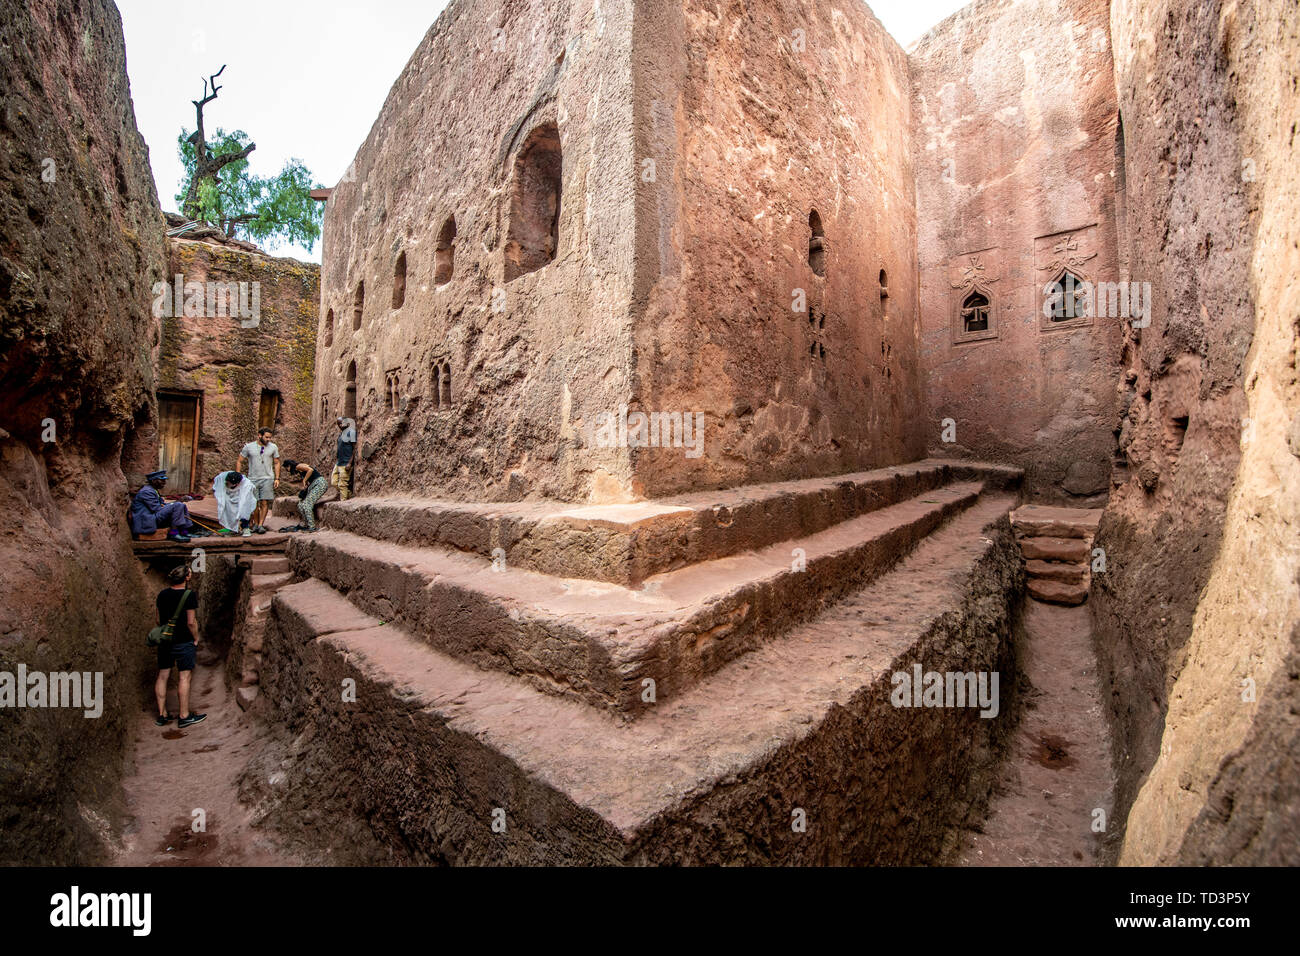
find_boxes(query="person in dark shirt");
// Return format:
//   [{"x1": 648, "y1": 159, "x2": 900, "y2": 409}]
[
  {"x1": 331, "y1": 417, "x2": 356, "y2": 500},
  {"x1": 154, "y1": 564, "x2": 206, "y2": 729},
  {"x1": 281, "y1": 459, "x2": 329, "y2": 532}
]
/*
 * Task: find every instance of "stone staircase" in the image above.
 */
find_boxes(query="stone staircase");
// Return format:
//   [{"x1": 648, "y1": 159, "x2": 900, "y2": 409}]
[
  {"x1": 1008, "y1": 506, "x2": 1103, "y2": 606},
  {"x1": 256, "y1": 459, "x2": 1029, "y2": 864},
  {"x1": 226, "y1": 554, "x2": 292, "y2": 711}
]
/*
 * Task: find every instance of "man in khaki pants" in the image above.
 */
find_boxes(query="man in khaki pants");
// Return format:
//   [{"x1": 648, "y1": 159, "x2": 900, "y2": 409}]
[{"x1": 332, "y1": 417, "x2": 356, "y2": 500}]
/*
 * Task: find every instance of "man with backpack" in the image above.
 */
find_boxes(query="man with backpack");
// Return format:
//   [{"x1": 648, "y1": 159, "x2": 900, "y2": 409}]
[{"x1": 153, "y1": 564, "x2": 207, "y2": 729}]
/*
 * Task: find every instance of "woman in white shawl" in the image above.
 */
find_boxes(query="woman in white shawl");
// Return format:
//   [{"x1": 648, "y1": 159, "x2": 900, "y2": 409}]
[{"x1": 213, "y1": 471, "x2": 259, "y2": 536}]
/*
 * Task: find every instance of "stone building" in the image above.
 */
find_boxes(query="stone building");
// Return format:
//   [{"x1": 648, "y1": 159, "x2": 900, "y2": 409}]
[
  {"x1": 253, "y1": 0, "x2": 1298, "y2": 865},
  {"x1": 123, "y1": 229, "x2": 320, "y2": 494},
  {"x1": 914, "y1": 0, "x2": 1125, "y2": 502},
  {"x1": 313, "y1": 0, "x2": 925, "y2": 502}
]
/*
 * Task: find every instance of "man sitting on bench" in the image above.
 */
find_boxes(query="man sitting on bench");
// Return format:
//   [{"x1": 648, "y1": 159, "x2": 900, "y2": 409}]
[{"x1": 130, "y1": 470, "x2": 195, "y2": 543}]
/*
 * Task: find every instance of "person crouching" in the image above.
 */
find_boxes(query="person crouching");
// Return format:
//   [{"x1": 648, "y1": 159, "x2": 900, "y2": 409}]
[
  {"x1": 213, "y1": 471, "x2": 258, "y2": 537},
  {"x1": 281, "y1": 459, "x2": 328, "y2": 532}
]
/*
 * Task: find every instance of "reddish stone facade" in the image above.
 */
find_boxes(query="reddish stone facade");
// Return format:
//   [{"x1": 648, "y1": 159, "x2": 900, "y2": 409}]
[
  {"x1": 913, "y1": 0, "x2": 1124, "y2": 502},
  {"x1": 314, "y1": 0, "x2": 926, "y2": 504},
  {"x1": 124, "y1": 237, "x2": 320, "y2": 494}
]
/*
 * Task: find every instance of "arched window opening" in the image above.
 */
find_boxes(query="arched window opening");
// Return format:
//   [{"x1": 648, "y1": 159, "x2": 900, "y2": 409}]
[
  {"x1": 808, "y1": 210, "x2": 826, "y2": 277},
  {"x1": 345, "y1": 360, "x2": 357, "y2": 419},
  {"x1": 324, "y1": 308, "x2": 334, "y2": 347},
  {"x1": 879, "y1": 269, "x2": 889, "y2": 300},
  {"x1": 440, "y1": 362, "x2": 452, "y2": 406},
  {"x1": 505, "y1": 123, "x2": 562, "y2": 281},
  {"x1": 1049, "y1": 271, "x2": 1089, "y2": 322},
  {"x1": 962, "y1": 291, "x2": 990, "y2": 333},
  {"x1": 435, "y1": 216, "x2": 457, "y2": 285},
  {"x1": 386, "y1": 371, "x2": 400, "y2": 411},
  {"x1": 392, "y1": 252, "x2": 407, "y2": 309},
  {"x1": 353, "y1": 281, "x2": 365, "y2": 331}
]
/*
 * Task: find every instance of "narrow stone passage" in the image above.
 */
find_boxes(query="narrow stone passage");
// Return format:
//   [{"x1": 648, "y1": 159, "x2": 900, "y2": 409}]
[
  {"x1": 958, "y1": 599, "x2": 1115, "y2": 866},
  {"x1": 112, "y1": 655, "x2": 298, "y2": 867}
]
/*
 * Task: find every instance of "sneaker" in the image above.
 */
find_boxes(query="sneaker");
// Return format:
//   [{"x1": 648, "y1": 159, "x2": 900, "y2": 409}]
[
  {"x1": 155, "y1": 714, "x2": 175, "y2": 726},
  {"x1": 178, "y1": 713, "x2": 207, "y2": 729},
  {"x1": 254, "y1": 525, "x2": 268, "y2": 535},
  {"x1": 241, "y1": 528, "x2": 252, "y2": 538}
]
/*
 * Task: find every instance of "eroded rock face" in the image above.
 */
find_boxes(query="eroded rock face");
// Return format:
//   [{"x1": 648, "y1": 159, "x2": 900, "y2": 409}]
[
  {"x1": 0, "y1": 0, "x2": 166, "y2": 863},
  {"x1": 912, "y1": 0, "x2": 1125, "y2": 503},
  {"x1": 1097, "y1": 0, "x2": 1300, "y2": 864}
]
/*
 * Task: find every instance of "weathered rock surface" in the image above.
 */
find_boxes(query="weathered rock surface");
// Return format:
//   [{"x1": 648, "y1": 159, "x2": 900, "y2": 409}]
[
  {"x1": 1102, "y1": 0, "x2": 1300, "y2": 865},
  {"x1": 0, "y1": 0, "x2": 166, "y2": 864}
]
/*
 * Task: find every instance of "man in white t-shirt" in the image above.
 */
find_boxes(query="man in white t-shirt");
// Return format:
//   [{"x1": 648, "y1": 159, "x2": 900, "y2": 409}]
[{"x1": 238, "y1": 427, "x2": 281, "y2": 533}]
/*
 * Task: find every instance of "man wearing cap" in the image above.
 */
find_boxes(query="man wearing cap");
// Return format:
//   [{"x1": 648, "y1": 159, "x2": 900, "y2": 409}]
[
  {"x1": 332, "y1": 417, "x2": 356, "y2": 501},
  {"x1": 129, "y1": 470, "x2": 195, "y2": 542}
]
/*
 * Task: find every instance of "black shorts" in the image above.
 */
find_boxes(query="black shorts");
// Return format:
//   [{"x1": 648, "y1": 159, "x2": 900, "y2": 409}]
[{"x1": 157, "y1": 641, "x2": 196, "y2": 672}]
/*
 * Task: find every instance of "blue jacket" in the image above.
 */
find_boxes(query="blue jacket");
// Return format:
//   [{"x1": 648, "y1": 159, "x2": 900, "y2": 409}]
[{"x1": 129, "y1": 485, "x2": 165, "y2": 535}]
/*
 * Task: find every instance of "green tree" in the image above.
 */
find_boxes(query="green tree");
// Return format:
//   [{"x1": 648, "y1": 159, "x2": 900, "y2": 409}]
[{"x1": 176, "y1": 66, "x2": 322, "y2": 250}]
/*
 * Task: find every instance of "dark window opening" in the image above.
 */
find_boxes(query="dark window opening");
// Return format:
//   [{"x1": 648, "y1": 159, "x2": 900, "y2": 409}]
[
  {"x1": 440, "y1": 362, "x2": 452, "y2": 405},
  {"x1": 392, "y1": 252, "x2": 407, "y2": 309},
  {"x1": 435, "y1": 216, "x2": 457, "y2": 285},
  {"x1": 432, "y1": 365, "x2": 442, "y2": 409},
  {"x1": 879, "y1": 269, "x2": 889, "y2": 300},
  {"x1": 258, "y1": 389, "x2": 281, "y2": 431},
  {"x1": 962, "y1": 291, "x2": 990, "y2": 333},
  {"x1": 353, "y1": 281, "x2": 365, "y2": 331},
  {"x1": 1050, "y1": 271, "x2": 1089, "y2": 321},
  {"x1": 808, "y1": 209, "x2": 826, "y2": 277},
  {"x1": 386, "y1": 371, "x2": 400, "y2": 411},
  {"x1": 345, "y1": 360, "x2": 357, "y2": 419},
  {"x1": 505, "y1": 124, "x2": 562, "y2": 281},
  {"x1": 324, "y1": 309, "x2": 334, "y2": 348}
]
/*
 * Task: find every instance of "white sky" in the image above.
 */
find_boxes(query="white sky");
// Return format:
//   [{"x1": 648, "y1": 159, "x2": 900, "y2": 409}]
[{"x1": 118, "y1": 0, "x2": 969, "y2": 262}]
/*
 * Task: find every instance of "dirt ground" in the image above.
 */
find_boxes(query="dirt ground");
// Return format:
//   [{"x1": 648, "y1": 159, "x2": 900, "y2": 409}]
[
  {"x1": 112, "y1": 653, "x2": 299, "y2": 867},
  {"x1": 958, "y1": 599, "x2": 1116, "y2": 865}
]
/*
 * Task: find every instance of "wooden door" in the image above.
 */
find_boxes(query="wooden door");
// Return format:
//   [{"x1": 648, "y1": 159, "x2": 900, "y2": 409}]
[{"x1": 158, "y1": 394, "x2": 198, "y2": 494}]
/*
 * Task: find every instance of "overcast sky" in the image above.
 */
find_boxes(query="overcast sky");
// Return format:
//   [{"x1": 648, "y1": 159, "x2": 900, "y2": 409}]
[{"x1": 118, "y1": 0, "x2": 970, "y2": 262}]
